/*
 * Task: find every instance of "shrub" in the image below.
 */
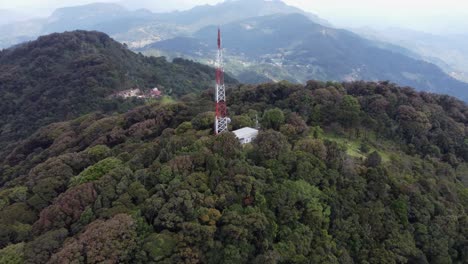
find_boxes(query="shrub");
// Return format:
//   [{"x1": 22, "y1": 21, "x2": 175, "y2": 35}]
[{"x1": 70, "y1": 157, "x2": 123, "y2": 185}]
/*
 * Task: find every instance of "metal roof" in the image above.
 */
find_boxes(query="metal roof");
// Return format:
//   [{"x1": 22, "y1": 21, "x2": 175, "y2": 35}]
[{"x1": 232, "y1": 127, "x2": 259, "y2": 138}]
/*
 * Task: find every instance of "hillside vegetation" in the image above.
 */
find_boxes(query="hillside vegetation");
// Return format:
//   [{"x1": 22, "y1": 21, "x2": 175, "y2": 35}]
[
  {"x1": 0, "y1": 30, "x2": 237, "y2": 149},
  {"x1": 0, "y1": 80, "x2": 466, "y2": 263}
]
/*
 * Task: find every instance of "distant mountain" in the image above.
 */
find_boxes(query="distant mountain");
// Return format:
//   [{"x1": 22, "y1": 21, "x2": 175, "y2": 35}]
[
  {"x1": 43, "y1": 3, "x2": 154, "y2": 34},
  {"x1": 0, "y1": 0, "x2": 329, "y2": 49},
  {"x1": 354, "y1": 27, "x2": 468, "y2": 83},
  {"x1": 0, "y1": 3, "x2": 185, "y2": 49},
  {"x1": 0, "y1": 30, "x2": 236, "y2": 148},
  {"x1": 0, "y1": 9, "x2": 30, "y2": 25},
  {"x1": 2, "y1": 1, "x2": 468, "y2": 101},
  {"x1": 0, "y1": 17, "x2": 45, "y2": 48},
  {"x1": 156, "y1": 0, "x2": 330, "y2": 30},
  {"x1": 143, "y1": 13, "x2": 468, "y2": 101}
]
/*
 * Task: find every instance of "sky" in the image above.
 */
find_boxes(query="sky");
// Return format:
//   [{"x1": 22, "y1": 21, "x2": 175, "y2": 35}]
[{"x1": 1, "y1": 0, "x2": 468, "y2": 33}]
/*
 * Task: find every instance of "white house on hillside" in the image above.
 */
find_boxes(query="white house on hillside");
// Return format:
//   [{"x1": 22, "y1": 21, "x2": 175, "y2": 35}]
[{"x1": 232, "y1": 127, "x2": 259, "y2": 145}]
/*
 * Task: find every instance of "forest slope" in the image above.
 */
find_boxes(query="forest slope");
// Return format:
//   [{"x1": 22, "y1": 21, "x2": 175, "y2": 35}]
[
  {"x1": 0, "y1": 30, "x2": 237, "y2": 151},
  {"x1": 0, "y1": 80, "x2": 466, "y2": 263}
]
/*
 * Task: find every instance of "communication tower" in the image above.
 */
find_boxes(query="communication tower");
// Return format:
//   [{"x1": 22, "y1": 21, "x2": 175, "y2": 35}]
[{"x1": 214, "y1": 28, "x2": 229, "y2": 134}]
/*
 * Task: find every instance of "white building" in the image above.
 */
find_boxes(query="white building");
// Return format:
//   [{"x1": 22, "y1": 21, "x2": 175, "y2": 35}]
[{"x1": 232, "y1": 127, "x2": 259, "y2": 145}]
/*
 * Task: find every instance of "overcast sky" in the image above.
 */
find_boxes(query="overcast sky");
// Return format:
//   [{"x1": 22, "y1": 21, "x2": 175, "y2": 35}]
[{"x1": 1, "y1": 0, "x2": 467, "y2": 33}]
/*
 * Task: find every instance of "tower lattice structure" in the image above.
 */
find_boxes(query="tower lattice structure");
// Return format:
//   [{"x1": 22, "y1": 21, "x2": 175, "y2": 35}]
[{"x1": 215, "y1": 28, "x2": 229, "y2": 134}]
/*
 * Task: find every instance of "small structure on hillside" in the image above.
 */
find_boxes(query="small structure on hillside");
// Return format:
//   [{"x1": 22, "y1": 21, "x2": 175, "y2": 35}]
[
  {"x1": 233, "y1": 127, "x2": 259, "y2": 145},
  {"x1": 115, "y1": 88, "x2": 142, "y2": 98},
  {"x1": 112, "y1": 87, "x2": 163, "y2": 99},
  {"x1": 150, "y1": 87, "x2": 162, "y2": 98}
]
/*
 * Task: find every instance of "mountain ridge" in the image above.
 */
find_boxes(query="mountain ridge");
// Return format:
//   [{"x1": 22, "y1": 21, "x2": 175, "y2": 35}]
[
  {"x1": 353, "y1": 26, "x2": 468, "y2": 83},
  {"x1": 144, "y1": 13, "x2": 468, "y2": 101},
  {"x1": 0, "y1": 30, "x2": 237, "y2": 150},
  {"x1": 0, "y1": 1, "x2": 330, "y2": 49},
  {"x1": 156, "y1": 0, "x2": 330, "y2": 29},
  {"x1": 1, "y1": 1, "x2": 468, "y2": 101}
]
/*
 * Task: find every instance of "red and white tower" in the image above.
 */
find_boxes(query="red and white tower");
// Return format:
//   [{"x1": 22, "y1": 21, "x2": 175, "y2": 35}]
[{"x1": 215, "y1": 28, "x2": 229, "y2": 134}]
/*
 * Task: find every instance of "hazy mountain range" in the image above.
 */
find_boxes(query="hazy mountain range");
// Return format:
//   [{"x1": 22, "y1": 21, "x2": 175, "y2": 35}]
[
  {"x1": 354, "y1": 27, "x2": 468, "y2": 83},
  {"x1": 0, "y1": 0, "x2": 326, "y2": 48},
  {"x1": 0, "y1": 9, "x2": 32, "y2": 25},
  {"x1": 142, "y1": 12, "x2": 468, "y2": 100},
  {"x1": 1, "y1": 0, "x2": 468, "y2": 100}
]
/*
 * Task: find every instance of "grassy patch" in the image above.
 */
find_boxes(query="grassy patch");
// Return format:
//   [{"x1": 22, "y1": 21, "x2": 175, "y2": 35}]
[
  {"x1": 145, "y1": 95, "x2": 175, "y2": 105},
  {"x1": 323, "y1": 134, "x2": 391, "y2": 162},
  {"x1": 160, "y1": 96, "x2": 175, "y2": 105}
]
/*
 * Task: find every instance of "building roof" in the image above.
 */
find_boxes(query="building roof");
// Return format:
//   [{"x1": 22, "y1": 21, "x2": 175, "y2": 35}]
[{"x1": 232, "y1": 127, "x2": 259, "y2": 138}]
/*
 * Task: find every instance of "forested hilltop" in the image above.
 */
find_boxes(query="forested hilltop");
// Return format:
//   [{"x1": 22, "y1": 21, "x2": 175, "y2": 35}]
[
  {"x1": 0, "y1": 30, "x2": 237, "y2": 151},
  {"x1": 0, "y1": 79, "x2": 467, "y2": 263}
]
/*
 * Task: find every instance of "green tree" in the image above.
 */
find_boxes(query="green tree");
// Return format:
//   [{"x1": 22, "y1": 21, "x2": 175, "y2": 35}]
[
  {"x1": 49, "y1": 214, "x2": 137, "y2": 264},
  {"x1": 338, "y1": 95, "x2": 361, "y2": 128},
  {"x1": 367, "y1": 151, "x2": 382, "y2": 168},
  {"x1": 70, "y1": 157, "x2": 124, "y2": 185},
  {"x1": 254, "y1": 130, "x2": 291, "y2": 161},
  {"x1": 262, "y1": 108, "x2": 285, "y2": 130},
  {"x1": 0, "y1": 243, "x2": 24, "y2": 264},
  {"x1": 231, "y1": 115, "x2": 254, "y2": 130}
]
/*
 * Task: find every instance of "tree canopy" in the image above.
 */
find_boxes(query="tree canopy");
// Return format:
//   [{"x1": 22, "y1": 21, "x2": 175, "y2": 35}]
[{"x1": 0, "y1": 79, "x2": 466, "y2": 263}]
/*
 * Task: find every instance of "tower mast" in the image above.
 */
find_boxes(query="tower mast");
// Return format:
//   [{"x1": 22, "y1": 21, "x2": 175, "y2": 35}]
[{"x1": 215, "y1": 28, "x2": 228, "y2": 134}]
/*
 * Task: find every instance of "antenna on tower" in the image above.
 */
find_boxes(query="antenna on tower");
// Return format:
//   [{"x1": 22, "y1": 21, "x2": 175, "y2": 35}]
[{"x1": 214, "y1": 27, "x2": 229, "y2": 135}]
